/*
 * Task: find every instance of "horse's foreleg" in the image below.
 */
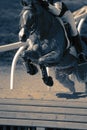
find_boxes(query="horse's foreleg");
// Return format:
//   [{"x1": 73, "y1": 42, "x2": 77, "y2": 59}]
[
  {"x1": 38, "y1": 51, "x2": 60, "y2": 87},
  {"x1": 21, "y1": 50, "x2": 38, "y2": 75},
  {"x1": 39, "y1": 64, "x2": 53, "y2": 86}
]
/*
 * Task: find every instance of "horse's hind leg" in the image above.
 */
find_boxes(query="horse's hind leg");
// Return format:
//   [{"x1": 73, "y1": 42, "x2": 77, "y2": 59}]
[{"x1": 55, "y1": 70, "x2": 75, "y2": 93}]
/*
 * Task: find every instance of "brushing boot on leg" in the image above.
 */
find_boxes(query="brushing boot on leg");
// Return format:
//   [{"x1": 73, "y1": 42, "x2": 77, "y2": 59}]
[
  {"x1": 40, "y1": 64, "x2": 53, "y2": 86},
  {"x1": 22, "y1": 52, "x2": 38, "y2": 75}
]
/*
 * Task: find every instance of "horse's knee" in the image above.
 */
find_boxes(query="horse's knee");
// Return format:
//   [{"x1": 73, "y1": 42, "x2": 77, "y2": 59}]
[
  {"x1": 39, "y1": 57, "x2": 45, "y2": 65},
  {"x1": 33, "y1": 44, "x2": 40, "y2": 51}
]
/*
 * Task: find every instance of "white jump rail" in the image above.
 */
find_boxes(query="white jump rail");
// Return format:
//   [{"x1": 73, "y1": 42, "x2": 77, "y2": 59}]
[
  {"x1": 0, "y1": 41, "x2": 26, "y2": 52},
  {"x1": 0, "y1": 41, "x2": 28, "y2": 89},
  {"x1": 10, "y1": 46, "x2": 27, "y2": 90}
]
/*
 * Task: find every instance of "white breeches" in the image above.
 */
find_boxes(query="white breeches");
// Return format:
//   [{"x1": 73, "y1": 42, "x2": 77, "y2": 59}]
[{"x1": 61, "y1": 10, "x2": 78, "y2": 36}]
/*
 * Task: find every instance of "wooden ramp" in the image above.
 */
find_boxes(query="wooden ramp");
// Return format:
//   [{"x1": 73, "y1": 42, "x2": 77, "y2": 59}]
[{"x1": 0, "y1": 98, "x2": 87, "y2": 130}]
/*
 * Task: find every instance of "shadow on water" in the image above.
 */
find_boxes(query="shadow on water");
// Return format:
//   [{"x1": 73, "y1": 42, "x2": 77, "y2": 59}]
[{"x1": 56, "y1": 92, "x2": 87, "y2": 99}]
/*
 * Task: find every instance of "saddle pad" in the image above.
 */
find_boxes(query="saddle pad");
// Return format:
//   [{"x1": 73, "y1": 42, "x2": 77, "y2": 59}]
[{"x1": 57, "y1": 52, "x2": 77, "y2": 70}]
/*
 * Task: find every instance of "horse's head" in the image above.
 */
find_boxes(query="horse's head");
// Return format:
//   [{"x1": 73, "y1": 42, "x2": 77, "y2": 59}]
[{"x1": 21, "y1": 0, "x2": 43, "y2": 15}]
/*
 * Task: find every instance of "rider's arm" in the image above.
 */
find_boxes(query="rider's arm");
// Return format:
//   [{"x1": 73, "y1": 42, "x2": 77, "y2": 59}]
[
  {"x1": 39, "y1": 1, "x2": 68, "y2": 17},
  {"x1": 47, "y1": 2, "x2": 61, "y2": 16},
  {"x1": 53, "y1": 2, "x2": 68, "y2": 17}
]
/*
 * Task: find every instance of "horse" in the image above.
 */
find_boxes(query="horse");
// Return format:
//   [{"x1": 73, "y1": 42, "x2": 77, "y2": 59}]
[{"x1": 19, "y1": 0, "x2": 87, "y2": 93}]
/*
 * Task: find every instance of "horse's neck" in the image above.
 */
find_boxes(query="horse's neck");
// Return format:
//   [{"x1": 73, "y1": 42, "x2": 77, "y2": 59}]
[{"x1": 36, "y1": 10, "x2": 56, "y2": 39}]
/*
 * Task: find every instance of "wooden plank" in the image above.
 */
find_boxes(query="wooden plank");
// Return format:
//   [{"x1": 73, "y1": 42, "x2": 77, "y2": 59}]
[
  {"x1": 0, "y1": 111, "x2": 87, "y2": 123},
  {"x1": 0, "y1": 98, "x2": 87, "y2": 130},
  {"x1": 0, "y1": 118, "x2": 87, "y2": 130},
  {"x1": 36, "y1": 127, "x2": 45, "y2": 130},
  {"x1": 0, "y1": 98, "x2": 87, "y2": 108},
  {"x1": 0, "y1": 104, "x2": 87, "y2": 115}
]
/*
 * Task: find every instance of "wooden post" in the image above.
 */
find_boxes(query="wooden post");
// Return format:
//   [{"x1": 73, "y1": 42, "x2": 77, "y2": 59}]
[
  {"x1": 17, "y1": 127, "x2": 21, "y2": 130},
  {"x1": 31, "y1": 127, "x2": 36, "y2": 130},
  {"x1": 3, "y1": 126, "x2": 6, "y2": 130},
  {"x1": 10, "y1": 126, "x2": 14, "y2": 130}
]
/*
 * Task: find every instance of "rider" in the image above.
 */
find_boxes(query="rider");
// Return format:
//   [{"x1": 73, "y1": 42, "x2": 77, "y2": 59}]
[{"x1": 38, "y1": 0, "x2": 87, "y2": 63}]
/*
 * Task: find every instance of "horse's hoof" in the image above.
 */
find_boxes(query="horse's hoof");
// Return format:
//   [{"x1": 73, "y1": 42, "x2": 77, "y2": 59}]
[
  {"x1": 42, "y1": 76, "x2": 54, "y2": 87},
  {"x1": 27, "y1": 64, "x2": 38, "y2": 75}
]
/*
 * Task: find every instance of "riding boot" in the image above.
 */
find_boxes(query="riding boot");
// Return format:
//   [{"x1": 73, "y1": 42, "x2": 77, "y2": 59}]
[{"x1": 72, "y1": 34, "x2": 87, "y2": 64}]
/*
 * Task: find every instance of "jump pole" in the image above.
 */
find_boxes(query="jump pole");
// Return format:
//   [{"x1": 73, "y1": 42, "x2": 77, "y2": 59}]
[
  {"x1": 10, "y1": 45, "x2": 27, "y2": 90},
  {"x1": 0, "y1": 41, "x2": 27, "y2": 52},
  {"x1": 0, "y1": 41, "x2": 28, "y2": 89}
]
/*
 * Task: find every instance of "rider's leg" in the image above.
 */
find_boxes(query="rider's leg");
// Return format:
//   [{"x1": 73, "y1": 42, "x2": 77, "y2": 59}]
[{"x1": 61, "y1": 10, "x2": 87, "y2": 63}]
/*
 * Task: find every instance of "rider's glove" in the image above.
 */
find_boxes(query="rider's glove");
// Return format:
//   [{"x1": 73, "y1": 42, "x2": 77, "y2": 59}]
[{"x1": 38, "y1": 0, "x2": 49, "y2": 9}]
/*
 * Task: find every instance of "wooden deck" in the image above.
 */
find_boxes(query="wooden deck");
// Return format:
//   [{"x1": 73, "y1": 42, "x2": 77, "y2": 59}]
[
  {"x1": 0, "y1": 98, "x2": 87, "y2": 130},
  {"x1": 0, "y1": 65, "x2": 87, "y2": 129}
]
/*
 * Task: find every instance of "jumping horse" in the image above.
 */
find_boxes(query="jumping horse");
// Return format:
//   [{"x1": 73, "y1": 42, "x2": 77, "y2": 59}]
[
  {"x1": 0, "y1": 0, "x2": 87, "y2": 93},
  {"x1": 18, "y1": 0, "x2": 87, "y2": 93}
]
